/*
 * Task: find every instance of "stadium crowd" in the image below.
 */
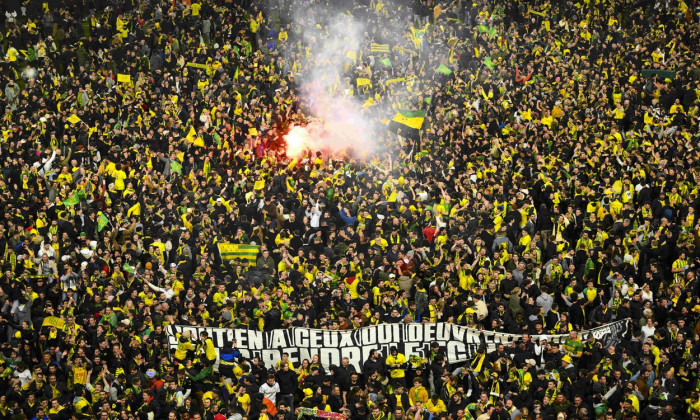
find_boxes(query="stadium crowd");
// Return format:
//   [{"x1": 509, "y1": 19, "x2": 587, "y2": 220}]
[{"x1": 0, "y1": 0, "x2": 699, "y2": 418}]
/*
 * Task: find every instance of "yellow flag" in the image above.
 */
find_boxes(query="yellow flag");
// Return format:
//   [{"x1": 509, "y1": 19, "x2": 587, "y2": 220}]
[
  {"x1": 193, "y1": 137, "x2": 206, "y2": 148},
  {"x1": 434, "y1": 4, "x2": 442, "y2": 19},
  {"x1": 362, "y1": 97, "x2": 376, "y2": 108},
  {"x1": 73, "y1": 366, "x2": 88, "y2": 385},
  {"x1": 543, "y1": 20, "x2": 551, "y2": 31},
  {"x1": 249, "y1": 128, "x2": 258, "y2": 136},
  {"x1": 385, "y1": 77, "x2": 405, "y2": 86},
  {"x1": 346, "y1": 50, "x2": 357, "y2": 64},
  {"x1": 42, "y1": 316, "x2": 66, "y2": 329},
  {"x1": 356, "y1": 78, "x2": 371, "y2": 87},
  {"x1": 67, "y1": 114, "x2": 82, "y2": 124},
  {"x1": 186, "y1": 126, "x2": 196, "y2": 142},
  {"x1": 254, "y1": 180, "x2": 265, "y2": 190},
  {"x1": 117, "y1": 74, "x2": 131, "y2": 83}
]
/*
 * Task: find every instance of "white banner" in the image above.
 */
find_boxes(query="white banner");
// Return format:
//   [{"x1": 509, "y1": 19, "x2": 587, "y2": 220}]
[{"x1": 167, "y1": 320, "x2": 629, "y2": 371}]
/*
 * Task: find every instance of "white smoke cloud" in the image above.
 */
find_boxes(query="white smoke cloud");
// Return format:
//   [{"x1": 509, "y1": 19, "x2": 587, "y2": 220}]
[{"x1": 283, "y1": 4, "x2": 381, "y2": 159}]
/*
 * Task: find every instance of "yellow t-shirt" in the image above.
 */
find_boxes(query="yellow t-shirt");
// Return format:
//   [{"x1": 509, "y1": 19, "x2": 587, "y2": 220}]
[
  {"x1": 174, "y1": 339, "x2": 194, "y2": 360},
  {"x1": 114, "y1": 170, "x2": 127, "y2": 191},
  {"x1": 203, "y1": 339, "x2": 217, "y2": 361},
  {"x1": 386, "y1": 354, "x2": 407, "y2": 378},
  {"x1": 426, "y1": 399, "x2": 446, "y2": 414},
  {"x1": 238, "y1": 393, "x2": 251, "y2": 412}
]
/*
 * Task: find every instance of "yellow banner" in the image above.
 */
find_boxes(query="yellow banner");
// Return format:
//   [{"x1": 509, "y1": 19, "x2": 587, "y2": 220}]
[
  {"x1": 42, "y1": 316, "x2": 66, "y2": 329},
  {"x1": 117, "y1": 74, "x2": 131, "y2": 83},
  {"x1": 73, "y1": 366, "x2": 88, "y2": 385},
  {"x1": 67, "y1": 114, "x2": 82, "y2": 124},
  {"x1": 187, "y1": 62, "x2": 208, "y2": 69},
  {"x1": 385, "y1": 77, "x2": 406, "y2": 86}
]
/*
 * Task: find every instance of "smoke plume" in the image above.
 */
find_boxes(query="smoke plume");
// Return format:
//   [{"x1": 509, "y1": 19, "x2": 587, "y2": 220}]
[{"x1": 284, "y1": 4, "x2": 381, "y2": 159}]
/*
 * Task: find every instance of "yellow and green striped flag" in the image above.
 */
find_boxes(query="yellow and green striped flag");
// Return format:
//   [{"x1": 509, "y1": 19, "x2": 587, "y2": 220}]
[
  {"x1": 218, "y1": 243, "x2": 259, "y2": 266},
  {"x1": 370, "y1": 43, "x2": 390, "y2": 53},
  {"x1": 388, "y1": 109, "x2": 426, "y2": 140}
]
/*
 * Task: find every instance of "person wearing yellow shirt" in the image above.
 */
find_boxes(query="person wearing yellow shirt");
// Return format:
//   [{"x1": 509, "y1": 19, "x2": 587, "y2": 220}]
[
  {"x1": 576, "y1": 230, "x2": 593, "y2": 251},
  {"x1": 672, "y1": 252, "x2": 689, "y2": 285},
  {"x1": 279, "y1": 28, "x2": 288, "y2": 43},
  {"x1": 56, "y1": 166, "x2": 73, "y2": 185},
  {"x1": 370, "y1": 405, "x2": 387, "y2": 420},
  {"x1": 174, "y1": 331, "x2": 195, "y2": 362},
  {"x1": 138, "y1": 288, "x2": 156, "y2": 306},
  {"x1": 275, "y1": 353, "x2": 295, "y2": 371},
  {"x1": 409, "y1": 378, "x2": 429, "y2": 406},
  {"x1": 518, "y1": 229, "x2": 531, "y2": 252},
  {"x1": 236, "y1": 386, "x2": 251, "y2": 414},
  {"x1": 49, "y1": 399, "x2": 66, "y2": 417},
  {"x1": 385, "y1": 347, "x2": 407, "y2": 387},
  {"x1": 113, "y1": 164, "x2": 127, "y2": 191},
  {"x1": 199, "y1": 331, "x2": 217, "y2": 364},
  {"x1": 5, "y1": 46, "x2": 18, "y2": 63},
  {"x1": 213, "y1": 284, "x2": 228, "y2": 306},
  {"x1": 191, "y1": 1, "x2": 201, "y2": 16},
  {"x1": 370, "y1": 232, "x2": 388, "y2": 250},
  {"x1": 425, "y1": 394, "x2": 446, "y2": 415}
]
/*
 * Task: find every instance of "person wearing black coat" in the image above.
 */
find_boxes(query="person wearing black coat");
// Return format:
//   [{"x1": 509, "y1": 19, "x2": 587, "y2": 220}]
[
  {"x1": 387, "y1": 385, "x2": 411, "y2": 412},
  {"x1": 275, "y1": 362, "x2": 298, "y2": 409},
  {"x1": 446, "y1": 391, "x2": 468, "y2": 419},
  {"x1": 589, "y1": 301, "x2": 613, "y2": 327},
  {"x1": 568, "y1": 298, "x2": 587, "y2": 330},
  {"x1": 329, "y1": 364, "x2": 351, "y2": 394},
  {"x1": 363, "y1": 349, "x2": 384, "y2": 377}
]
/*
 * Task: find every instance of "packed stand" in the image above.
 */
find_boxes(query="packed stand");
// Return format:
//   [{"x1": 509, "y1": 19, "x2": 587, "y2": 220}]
[{"x1": 0, "y1": 0, "x2": 699, "y2": 418}]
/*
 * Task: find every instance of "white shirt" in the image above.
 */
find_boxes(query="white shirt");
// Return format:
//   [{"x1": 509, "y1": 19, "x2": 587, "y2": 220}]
[
  {"x1": 14, "y1": 368, "x2": 31, "y2": 386},
  {"x1": 147, "y1": 281, "x2": 175, "y2": 300},
  {"x1": 306, "y1": 203, "x2": 321, "y2": 228},
  {"x1": 259, "y1": 381, "x2": 280, "y2": 404}
]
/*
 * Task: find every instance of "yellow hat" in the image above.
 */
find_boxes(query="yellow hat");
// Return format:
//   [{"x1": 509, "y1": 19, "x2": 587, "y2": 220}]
[
  {"x1": 14, "y1": 331, "x2": 21, "y2": 339},
  {"x1": 562, "y1": 354, "x2": 572, "y2": 364}
]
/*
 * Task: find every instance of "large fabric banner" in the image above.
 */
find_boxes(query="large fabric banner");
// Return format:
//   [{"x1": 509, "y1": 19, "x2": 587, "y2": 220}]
[{"x1": 166, "y1": 320, "x2": 629, "y2": 371}]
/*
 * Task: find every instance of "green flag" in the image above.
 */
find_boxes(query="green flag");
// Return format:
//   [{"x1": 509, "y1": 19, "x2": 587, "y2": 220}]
[
  {"x1": 483, "y1": 57, "x2": 495, "y2": 70},
  {"x1": 123, "y1": 263, "x2": 135, "y2": 274},
  {"x1": 437, "y1": 64, "x2": 452, "y2": 75},
  {"x1": 388, "y1": 109, "x2": 427, "y2": 140},
  {"x1": 97, "y1": 214, "x2": 110, "y2": 232},
  {"x1": 63, "y1": 190, "x2": 86, "y2": 207},
  {"x1": 640, "y1": 69, "x2": 675, "y2": 79},
  {"x1": 218, "y1": 243, "x2": 260, "y2": 266},
  {"x1": 171, "y1": 161, "x2": 182, "y2": 175},
  {"x1": 477, "y1": 25, "x2": 497, "y2": 38},
  {"x1": 381, "y1": 58, "x2": 392, "y2": 67}
]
